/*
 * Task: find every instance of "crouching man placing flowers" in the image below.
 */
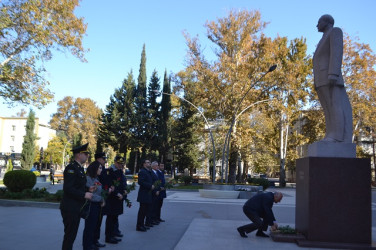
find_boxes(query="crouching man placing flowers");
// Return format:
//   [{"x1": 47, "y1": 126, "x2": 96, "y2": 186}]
[{"x1": 237, "y1": 192, "x2": 283, "y2": 238}]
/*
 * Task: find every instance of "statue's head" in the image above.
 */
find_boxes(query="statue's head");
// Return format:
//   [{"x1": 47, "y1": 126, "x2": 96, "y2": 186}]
[{"x1": 317, "y1": 14, "x2": 334, "y2": 32}]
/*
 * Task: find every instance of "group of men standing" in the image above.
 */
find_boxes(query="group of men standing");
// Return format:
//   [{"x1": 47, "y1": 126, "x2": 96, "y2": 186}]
[
  {"x1": 136, "y1": 160, "x2": 166, "y2": 232},
  {"x1": 59, "y1": 143, "x2": 129, "y2": 250},
  {"x1": 59, "y1": 143, "x2": 167, "y2": 250}
]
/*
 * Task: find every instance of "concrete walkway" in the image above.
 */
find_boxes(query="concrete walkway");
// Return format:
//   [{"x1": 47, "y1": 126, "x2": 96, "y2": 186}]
[{"x1": 0, "y1": 183, "x2": 375, "y2": 250}]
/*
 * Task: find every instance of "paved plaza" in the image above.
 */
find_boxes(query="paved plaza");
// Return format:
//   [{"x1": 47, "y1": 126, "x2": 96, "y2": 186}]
[{"x1": 0, "y1": 184, "x2": 375, "y2": 250}]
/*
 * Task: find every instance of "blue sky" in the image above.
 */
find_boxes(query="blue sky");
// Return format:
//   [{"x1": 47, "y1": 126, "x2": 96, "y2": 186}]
[{"x1": 1, "y1": 0, "x2": 375, "y2": 123}]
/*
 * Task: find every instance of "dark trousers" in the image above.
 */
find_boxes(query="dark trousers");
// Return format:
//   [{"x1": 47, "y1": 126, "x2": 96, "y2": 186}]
[
  {"x1": 146, "y1": 196, "x2": 158, "y2": 224},
  {"x1": 83, "y1": 202, "x2": 101, "y2": 250},
  {"x1": 114, "y1": 218, "x2": 120, "y2": 234},
  {"x1": 238, "y1": 206, "x2": 268, "y2": 233},
  {"x1": 61, "y1": 209, "x2": 81, "y2": 250},
  {"x1": 105, "y1": 214, "x2": 118, "y2": 240},
  {"x1": 137, "y1": 202, "x2": 149, "y2": 227},
  {"x1": 156, "y1": 198, "x2": 164, "y2": 220},
  {"x1": 94, "y1": 209, "x2": 104, "y2": 243}
]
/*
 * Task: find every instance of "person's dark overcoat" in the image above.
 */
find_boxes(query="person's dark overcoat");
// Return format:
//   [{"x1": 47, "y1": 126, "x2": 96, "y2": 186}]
[
  {"x1": 243, "y1": 192, "x2": 276, "y2": 226},
  {"x1": 105, "y1": 167, "x2": 126, "y2": 215},
  {"x1": 137, "y1": 167, "x2": 153, "y2": 204}
]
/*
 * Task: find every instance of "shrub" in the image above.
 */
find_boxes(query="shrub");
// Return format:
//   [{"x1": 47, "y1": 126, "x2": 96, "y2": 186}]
[
  {"x1": 247, "y1": 177, "x2": 270, "y2": 190},
  {"x1": 54, "y1": 190, "x2": 64, "y2": 201},
  {"x1": 3, "y1": 170, "x2": 36, "y2": 192},
  {"x1": 181, "y1": 175, "x2": 193, "y2": 185}
]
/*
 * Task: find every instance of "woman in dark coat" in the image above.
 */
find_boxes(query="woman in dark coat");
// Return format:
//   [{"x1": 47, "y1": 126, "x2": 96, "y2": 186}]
[{"x1": 82, "y1": 163, "x2": 105, "y2": 250}]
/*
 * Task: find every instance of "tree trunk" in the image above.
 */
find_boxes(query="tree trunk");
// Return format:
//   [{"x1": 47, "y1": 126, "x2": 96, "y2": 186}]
[
  {"x1": 228, "y1": 143, "x2": 238, "y2": 183},
  {"x1": 133, "y1": 150, "x2": 138, "y2": 175},
  {"x1": 242, "y1": 160, "x2": 249, "y2": 183}
]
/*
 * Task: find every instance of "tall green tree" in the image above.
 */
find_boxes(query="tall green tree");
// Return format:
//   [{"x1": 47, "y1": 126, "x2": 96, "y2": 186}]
[
  {"x1": 99, "y1": 71, "x2": 136, "y2": 155},
  {"x1": 134, "y1": 44, "x2": 149, "y2": 161},
  {"x1": 171, "y1": 90, "x2": 202, "y2": 175},
  {"x1": 159, "y1": 70, "x2": 172, "y2": 163},
  {"x1": 21, "y1": 109, "x2": 37, "y2": 170},
  {"x1": 0, "y1": 0, "x2": 87, "y2": 108},
  {"x1": 147, "y1": 69, "x2": 161, "y2": 155}
]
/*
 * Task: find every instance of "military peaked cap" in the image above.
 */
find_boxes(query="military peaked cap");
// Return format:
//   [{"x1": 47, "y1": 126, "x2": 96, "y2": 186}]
[
  {"x1": 114, "y1": 156, "x2": 125, "y2": 164},
  {"x1": 72, "y1": 143, "x2": 89, "y2": 154},
  {"x1": 94, "y1": 152, "x2": 107, "y2": 159}
]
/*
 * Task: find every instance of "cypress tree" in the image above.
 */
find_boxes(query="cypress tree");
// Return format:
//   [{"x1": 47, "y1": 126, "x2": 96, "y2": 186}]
[
  {"x1": 99, "y1": 71, "x2": 136, "y2": 156},
  {"x1": 147, "y1": 69, "x2": 161, "y2": 155},
  {"x1": 172, "y1": 91, "x2": 201, "y2": 175},
  {"x1": 21, "y1": 110, "x2": 37, "y2": 170},
  {"x1": 134, "y1": 44, "x2": 149, "y2": 162},
  {"x1": 159, "y1": 70, "x2": 171, "y2": 163}
]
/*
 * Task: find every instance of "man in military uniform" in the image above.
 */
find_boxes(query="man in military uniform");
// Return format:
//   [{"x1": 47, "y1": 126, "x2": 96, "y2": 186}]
[
  {"x1": 104, "y1": 156, "x2": 127, "y2": 244},
  {"x1": 60, "y1": 143, "x2": 94, "y2": 250}
]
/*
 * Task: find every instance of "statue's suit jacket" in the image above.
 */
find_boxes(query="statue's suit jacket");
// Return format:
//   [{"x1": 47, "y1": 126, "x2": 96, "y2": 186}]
[{"x1": 313, "y1": 27, "x2": 344, "y2": 88}]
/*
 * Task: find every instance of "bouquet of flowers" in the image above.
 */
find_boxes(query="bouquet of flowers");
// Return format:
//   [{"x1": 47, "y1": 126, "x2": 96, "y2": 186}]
[
  {"x1": 164, "y1": 179, "x2": 176, "y2": 189},
  {"x1": 126, "y1": 182, "x2": 136, "y2": 193},
  {"x1": 112, "y1": 177, "x2": 121, "y2": 187},
  {"x1": 153, "y1": 180, "x2": 161, "y2": 189},
  {"x1": 125, "y1": 198, "x2": 132, "y2": 208},
  {"x1": 101, "y1": 184, "x2": 110, "y2": 200}
]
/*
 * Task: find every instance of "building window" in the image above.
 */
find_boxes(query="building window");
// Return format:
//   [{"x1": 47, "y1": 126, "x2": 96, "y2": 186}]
[
  {"x1": 11, "y1": 136, "x2": 15, "y2": 141},
  {"x1": 10, "y1": 146, "x2": 15, "y2": 152},
  {"x1": 12, "y1": 125, "x2": 16, "y2": 131}
]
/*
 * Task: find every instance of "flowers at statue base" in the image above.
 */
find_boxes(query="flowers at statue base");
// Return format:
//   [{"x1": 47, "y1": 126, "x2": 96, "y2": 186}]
[{"x1": 125, "y1": 198, "x2": 132, "y2": 208}]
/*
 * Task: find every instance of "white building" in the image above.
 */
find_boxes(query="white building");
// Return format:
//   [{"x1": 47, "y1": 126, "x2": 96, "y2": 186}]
[{"x1": 0, "y1": 116, "x2": 56, "y2": 154}]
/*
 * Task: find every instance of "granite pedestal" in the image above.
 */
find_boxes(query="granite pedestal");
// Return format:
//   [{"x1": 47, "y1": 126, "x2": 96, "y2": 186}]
[{"x1": 295, "y1": 157, "x2": 372, "y2": 249}]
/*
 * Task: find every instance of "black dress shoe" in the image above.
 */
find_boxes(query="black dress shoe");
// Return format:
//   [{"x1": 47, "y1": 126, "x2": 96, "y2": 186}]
[
  {"x1": 95, "y1": 242, "x2": 106, "y2": 247},
  {"x1": 237, "y1": 227, "x2": 247, "y2": 238},
  {"x1": 136, "y1": 226, "x2": 147, "y2": 232},
  {"x1": 256, "y1": 230, "x2": 269, "y2": 238},
  {"x1": 151, "y1": 221, "x2": 159, "y2": 225},
  {"x1": 158, "y1": 219, "x2": 165, "y2": 222},
  {"x1": 145, "y1": 223, "x2": 153, "y2": 227},
  {"x1": 114, "y1": 237, "x2": 122, "y2": 242},
  {"x1": 105, "y1": 238, "x2": 118, "y2": 244},
  {"x1": 114, "y1": 233, "x2": 123, "y2": 237}
]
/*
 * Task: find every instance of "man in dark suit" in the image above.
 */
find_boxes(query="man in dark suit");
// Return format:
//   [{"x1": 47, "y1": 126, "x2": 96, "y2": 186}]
[
  {"x1": 146, "y1": 161, "x2": 161, "y2": 226},
  {"x1": 237, "y1": 192, "x2": 283, "y2": 238},
  {"x1": 313, "y1": 14, "x2": 352, "y2": 143},
  {"x1": 136, "y1": 159, "x2": 154, "y2": 232},
  {"x1": 156, "y1": 163, "x2": 166, "y2": 222},
  {"x1": 104, "y1": 156, "x2": 127, "y2": 244},
  {"x1": 60, "y1": 143, "x2": 94, "y2": 250}
]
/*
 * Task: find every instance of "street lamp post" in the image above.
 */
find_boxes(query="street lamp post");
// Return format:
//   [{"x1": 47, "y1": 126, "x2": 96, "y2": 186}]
[
  {"x1": 221, "y1": 65, "x2": 277, "y2": 183},
  {"x1": 62, "y1": 142, "x2": 69, "y2": 169},
  {"x1": 153, "y1": 90, "x2": 217, "y2": 183}
]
